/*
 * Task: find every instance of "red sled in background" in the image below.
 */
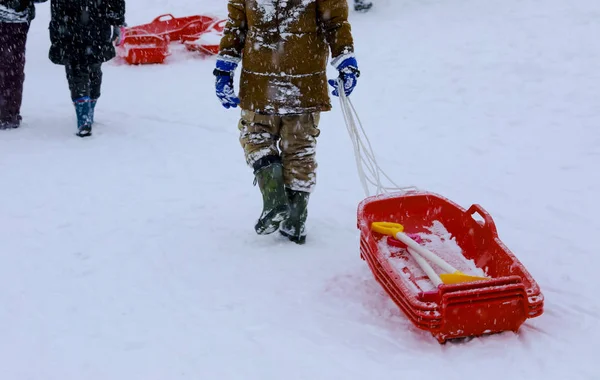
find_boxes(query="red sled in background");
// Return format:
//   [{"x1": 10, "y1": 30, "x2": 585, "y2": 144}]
[
  {"x1": 128, "y1": 14, "x2": 218, "y2": 42},
  {"x1": 357, "y1": 190, "x2": 544, "y2": 343},
  {"x1": 115, "y1": 14, "x2": 225, "y2": 65},
  {"x1": 116, "y1": 31, "x2": 170, "y2": 65},
  {"x1": 182, "y1": 19, "x2": 227, "y2": 56}
]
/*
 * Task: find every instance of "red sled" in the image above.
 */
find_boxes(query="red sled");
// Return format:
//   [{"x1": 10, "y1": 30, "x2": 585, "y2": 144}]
[
  {"x1": 357, "y1": 190, "x2": 544, "y2": 343},
  {"x1": 127, "y1": 14, "x2": 218, "y2": 42},
  {"x1": 115, "y1": 14, "x2": 221, "y2": 64},
  {"x1": 182, "y1": 19, "x2": 227, "y2": 56},
  {"x1": 116, "y1": 32, "x2": 170, "y2": 65}
]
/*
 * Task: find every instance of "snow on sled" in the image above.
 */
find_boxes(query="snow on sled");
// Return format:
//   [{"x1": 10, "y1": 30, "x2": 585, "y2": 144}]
[
  {"x1": 182, "y1": 19, "x2": 227, "y2": 56},
  {"x1": 357, "y1": 190, "x2": 544, "y2": 343},
  {"x1": 115, "y1": 14, "x2": 221, "y2": 64}
]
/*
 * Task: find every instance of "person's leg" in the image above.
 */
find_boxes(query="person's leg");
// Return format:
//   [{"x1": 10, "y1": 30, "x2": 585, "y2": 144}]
[
  {"x1": 89, "y1": 63, "x2": 103, "y2": 123},
  {"x1": 65, "y1": 63, "x2": 92, "y2": 100},
  {"x1": 0, "y1": 22, "x2": 30, "y2": 129},
  {"x1": 65, "y1": 63, "x2": 93, "y2": 136},
  {"x1": 278, "y1": 112, "x2": 321, "y2": 244},
  {"x1": 238, "y1": 110, "x2": 290, "y2": 234}
]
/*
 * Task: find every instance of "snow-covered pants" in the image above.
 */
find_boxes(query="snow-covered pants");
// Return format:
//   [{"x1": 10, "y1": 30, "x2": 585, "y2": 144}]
[
  {"x1": 238, "y1": 110, "x2": 321, "y2": 193},
  {"x1": 65, "y1": 63, "x2": 103, "y2": 101},
  {"x1": 0, "y1": 22, "x2": 29, "y2": 124}
]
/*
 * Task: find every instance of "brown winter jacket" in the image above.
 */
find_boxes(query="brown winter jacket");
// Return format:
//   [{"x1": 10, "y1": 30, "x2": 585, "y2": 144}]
[{"x1": 219, "y1": 0, "x2": 355, "y2": 115}]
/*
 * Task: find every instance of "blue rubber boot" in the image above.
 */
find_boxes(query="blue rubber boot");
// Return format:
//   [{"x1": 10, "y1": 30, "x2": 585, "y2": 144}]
[
  {"x1": 90, "y1": 99, "x2": 97, "y2": 124},
  {"x1": 73, "y1": 97, "x2": 92, "y2": 137}
]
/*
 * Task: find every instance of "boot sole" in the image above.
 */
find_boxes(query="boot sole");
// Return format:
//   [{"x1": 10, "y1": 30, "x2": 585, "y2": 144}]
[
  {"x1": 279, "y1": 229, "x2": 307, "y2": 245},
  {"x1": 76, "y1": 126, "x2": 92, "y2": 138},
  {"x1": 255, "y1": 205, "x2": 290, "y2": 235},
  {"x1": 355, "y1": 4, "x2": 373, "y2": 12}
]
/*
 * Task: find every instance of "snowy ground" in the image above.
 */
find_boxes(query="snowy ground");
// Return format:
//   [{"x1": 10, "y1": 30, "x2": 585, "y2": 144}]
[{"x1": 1, "y1": 0, "x2": 599, "y2": 379}]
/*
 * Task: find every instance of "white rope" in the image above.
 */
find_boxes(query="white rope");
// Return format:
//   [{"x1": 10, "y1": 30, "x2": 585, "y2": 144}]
[{"x1": 337, "y1": 78, "x2": 418, "y2": 197}]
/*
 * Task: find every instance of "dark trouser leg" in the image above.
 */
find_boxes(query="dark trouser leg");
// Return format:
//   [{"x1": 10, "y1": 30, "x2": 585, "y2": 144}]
[
  {"x1": 65, "y1": 63, "x2": 91, "y2": 101},
  {"x1": 89, "y1": 64, "x2": 103, "y2": 100},
  {"x1": 89, "y1": 64, "x2": 102, "y2": 123},
  {"x1": 0, "y1": 22, "x2": 30, "y2": 127},
  {"x1": 65, "y1": 63, "x2": 93, "y2": 135},
  {"x1": 66, "y1": 63, "x2": 103, "y2": 101}
]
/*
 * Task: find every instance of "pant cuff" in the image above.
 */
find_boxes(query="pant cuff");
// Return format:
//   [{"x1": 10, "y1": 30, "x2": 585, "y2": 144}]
[
  {"x1": 252, "y1": 155, "x2": 281, "y2": 174},
  {"x1": 286, "y1": 178, "x2": 316, "y2": 193}
]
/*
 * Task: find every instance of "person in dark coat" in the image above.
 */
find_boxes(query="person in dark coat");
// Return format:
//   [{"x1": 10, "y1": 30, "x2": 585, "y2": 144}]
[
  {"x1": 49, "y1": 0, "x2": 125, "y2": 137},
  {"x1": 0, "y1": 0, "x2": 48, "y2": 129}
]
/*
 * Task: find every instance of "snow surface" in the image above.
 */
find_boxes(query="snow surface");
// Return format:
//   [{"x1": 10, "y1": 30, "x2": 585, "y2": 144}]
[{"x1": 1, "y1": 0, "x2": 600, "y2": 379}]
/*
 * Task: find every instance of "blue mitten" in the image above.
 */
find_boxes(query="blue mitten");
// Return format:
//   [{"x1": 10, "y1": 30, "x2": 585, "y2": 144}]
[
  {"x1": 214, "y1": 59, "x2": 241, "y2": 109},
  {"x1": 328, "y1": 55, "x2": 360, "y2": 97}
]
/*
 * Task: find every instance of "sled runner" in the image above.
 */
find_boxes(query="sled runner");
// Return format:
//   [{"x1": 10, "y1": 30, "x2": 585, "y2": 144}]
[{"x1": 357, "y1": 190, "x2": 544, "y2": 343}]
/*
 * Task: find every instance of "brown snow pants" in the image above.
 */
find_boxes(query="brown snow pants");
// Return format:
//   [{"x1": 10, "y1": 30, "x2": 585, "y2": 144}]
[
  {"x1": 238, "y1": 109, "x2": 321, "y2": 193},
  {"x1": 0, "y1": 22, "x2": 29, "y2": 126}
]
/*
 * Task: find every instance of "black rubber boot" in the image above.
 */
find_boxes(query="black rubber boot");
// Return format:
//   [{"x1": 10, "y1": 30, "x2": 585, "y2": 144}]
[
  {"x1": 279, "y1": 189, "x2": 310, "y2": 244},
  {"x1": 354, "y1": 0, "x2": 373, "y2": 12},
  {"x1": 253, "y1": 158, "x2": 290, "y2": 235}
]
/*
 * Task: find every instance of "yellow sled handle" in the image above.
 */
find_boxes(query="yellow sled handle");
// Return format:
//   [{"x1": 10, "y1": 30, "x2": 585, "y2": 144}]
[{"x1": 371, "y1": 222, "x2": 405, "y2": 236}]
